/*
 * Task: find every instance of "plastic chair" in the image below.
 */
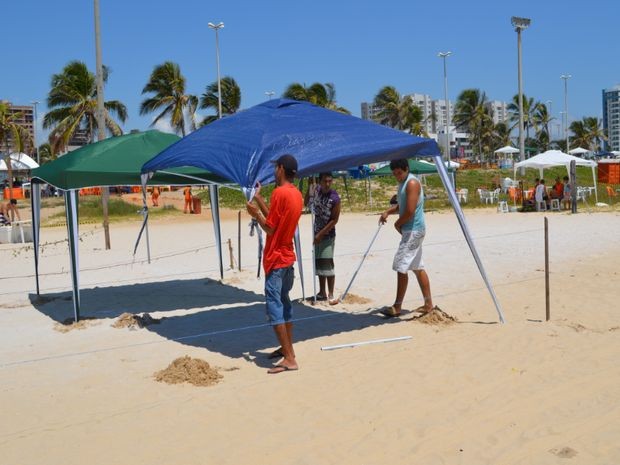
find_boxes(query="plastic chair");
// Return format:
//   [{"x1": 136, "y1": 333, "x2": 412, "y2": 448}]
[
  {"x1": 607, "y1": 185, "x2": 617, "y2": 199},
  {"x1": 550, "y1": 199, "x2": 560, "y2": 211},
  {"x1": 457, "y1": 188, "x2": 468, "y2": 203},
  {"x1": 497, "y1": 200, "x2": 509, "y2": 213},
  {"x1": 536, "y1": 201, "x2": 547, "y2": 212}
]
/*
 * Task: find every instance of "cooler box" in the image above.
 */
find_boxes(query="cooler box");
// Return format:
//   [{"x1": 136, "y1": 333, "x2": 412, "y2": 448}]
[
  {"x1": 3, "y1": 187, "x2": 23, "y2": 200},
  {"x1": 192, "y1": 196, "x2": 202, "y2": 214}
]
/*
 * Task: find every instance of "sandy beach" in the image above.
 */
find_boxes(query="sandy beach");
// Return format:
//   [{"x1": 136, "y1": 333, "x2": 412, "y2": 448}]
[{"x1": 1, "y1": 206, "x2": 619, "y2": 465}]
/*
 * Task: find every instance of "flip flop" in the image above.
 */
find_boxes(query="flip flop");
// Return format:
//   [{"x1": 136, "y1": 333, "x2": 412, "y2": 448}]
[
  {"x1": 380, "y1": 306, "x2": 401, "y2": 318},
  {"x1": 267, "y1": 348, "x2": 284, "y2": 359},
  {"x1": 268, "y1": 364, "x2": 298, "y2": 374}
]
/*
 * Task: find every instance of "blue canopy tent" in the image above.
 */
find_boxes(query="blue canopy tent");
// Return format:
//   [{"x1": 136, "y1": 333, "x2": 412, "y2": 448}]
[{"x1": 142, "y1": 99, "x2": 505, "y2": 322}]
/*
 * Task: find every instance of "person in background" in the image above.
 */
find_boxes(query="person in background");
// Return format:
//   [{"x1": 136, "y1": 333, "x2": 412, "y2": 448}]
[
  {"x1": 246, "y1": 154, "x2": 303, "y2": 374},
  {"x1": 304, "y1": 172, "x2": 341, "y2": 302},
  {"x1": 562, "y1": 176, "x2": 572, "y2": 210},
  {"x1": 151, "y1": 186, "x2": 160, "y2": 207},
  {"x1": 551, "y1": 177, "x2": 564, "y2": 201},
  {"x1": 0, "y1": 199, "x2": 20, "y2": 223},
  {"x1": 183, "y1": 186, "x2": 193, "y2": 214},
  {"x1": 535, "y1": 178, "x2": 549, "y2": 208}
]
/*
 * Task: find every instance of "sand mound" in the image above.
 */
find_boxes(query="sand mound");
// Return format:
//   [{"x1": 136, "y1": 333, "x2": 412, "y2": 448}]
[
  {"x1": 112, "y1": 312, "x2": 162, "y2": 329},
  {"x1": 340, "y1": 293, "x2": 371, "y2": 305},
  {"x1": 413, "y1": 306, "x2": 457, "y2": 326},
  {"x1": 154, "y1": 356, "x2": 222, "y2": 387},
  {"x1": 54, "y1": 317, "x2": 99, "y2": 333}
]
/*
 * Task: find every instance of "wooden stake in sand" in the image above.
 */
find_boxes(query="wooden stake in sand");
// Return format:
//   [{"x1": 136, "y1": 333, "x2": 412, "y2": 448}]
[
  {"x1": 321, "y1": 336, "x2": 412, "y2": 351},
  {"x1": 544, "y1": 217, "x2": 550, "y2": 321},
  {"x1": 228, "y1": 238, "x2": 234, "y2": 269}
]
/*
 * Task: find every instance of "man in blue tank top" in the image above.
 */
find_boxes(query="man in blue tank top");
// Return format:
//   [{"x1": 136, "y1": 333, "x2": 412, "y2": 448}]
[{"x1": 379, "y1": 158, "x2": 434, "y2": 317}]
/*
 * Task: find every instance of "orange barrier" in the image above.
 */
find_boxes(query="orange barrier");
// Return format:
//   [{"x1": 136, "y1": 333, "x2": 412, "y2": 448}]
[
  {"x1": 79, "y1": 187, "x2": 102, "y2": 196},
  {"x1": 3, "y1": 187, "x2": 23, "y2": 200}
]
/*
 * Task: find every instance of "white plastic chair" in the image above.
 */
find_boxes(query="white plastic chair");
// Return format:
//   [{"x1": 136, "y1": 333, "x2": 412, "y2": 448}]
[
  {"x1": 550, "y1": 199, "x2": 560, "y2": 211},
  {"x1": 497, "y1": 200, "x2": 509, "y2": 213},
  {"x1": 457, "y1": 188, "x2": 468, "y2": 203}
]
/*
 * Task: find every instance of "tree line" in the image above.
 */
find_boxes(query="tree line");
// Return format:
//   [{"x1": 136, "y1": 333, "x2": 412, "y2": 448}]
[{"x1": 1, "y1": 60, "x2": 608, "y2": 166}]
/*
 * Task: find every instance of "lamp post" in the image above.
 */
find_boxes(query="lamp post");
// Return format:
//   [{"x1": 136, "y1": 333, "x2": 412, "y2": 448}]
[
  {"x1": 559, "y1": 111, "x2": 565, "y2": 146},
  {"x1": 94, "y1": 0, "x2": 111, "y2": 250},
  {"x1": 208, "y1": 22, "x2": 225, "y2": 119},
  {"x1": 511, "y1": 16, "x2": 531, "y2": 173},
  {"x1": 561, "y1": 74, "x2": 571, "y2": 152},
  {"x1": 265, "y1": 91, "x2": 275, "y2": 100},
  {"x1": 438, "y1": 51, "x2": 452, "y2": 166},
  {"x1": 30, "y1": 100, "x2": 40, "y2": 164},
  {"x1": 545, "y1": 99, "x2": 553, "y2": 141}
]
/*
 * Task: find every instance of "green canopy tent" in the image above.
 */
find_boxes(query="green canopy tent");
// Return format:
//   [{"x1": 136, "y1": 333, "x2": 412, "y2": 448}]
[
  {"x1": 370, "y1": 159, "x2": 456, "y2": 176},
  {"x1": 29, "y1": 130, "x2": 226, "y2": 321}
]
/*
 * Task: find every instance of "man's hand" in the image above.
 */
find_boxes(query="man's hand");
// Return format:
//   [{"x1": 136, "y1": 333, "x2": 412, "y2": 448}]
[
  {"x1": 253, "y1": 181, "x2": 262, "y2": 199},
  {"x1": 379, "y1": 210, "x2": 389, "y2": 225},
  {"x1": 394, "y1": 223, "x2": 402, "y2": 235},
  {"x1": 246, "y1": 201, "x2": 258, "y2": 218},
  {"x1": 313, "y1": 233, "x2": 323, "y2": 245}
]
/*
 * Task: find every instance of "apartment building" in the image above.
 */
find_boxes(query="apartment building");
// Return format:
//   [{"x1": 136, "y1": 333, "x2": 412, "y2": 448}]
[
  {"x1": 603, "y1": 85, "x2": 620, "y2": 151},
  {"x1": 1, "y1": 101, "x2": 35, "y2": 155}
]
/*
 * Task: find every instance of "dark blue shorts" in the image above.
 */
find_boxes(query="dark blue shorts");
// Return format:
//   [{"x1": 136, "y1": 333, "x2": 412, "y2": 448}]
[{"x1": 265, "y1": 266, "x2": 295, "y2": 325}]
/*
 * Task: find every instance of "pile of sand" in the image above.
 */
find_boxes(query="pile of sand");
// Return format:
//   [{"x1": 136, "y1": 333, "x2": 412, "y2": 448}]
[
  {"x1": 413, "y1": 307, "x2": 457, "y2": 326},
  {"x1": 54, "y1": 317, "x2": 99, "y2": 333},
  {"x1": 154, "y1": 356, "x2": 222, "y2": 387},
  {"x1": 340, "y1": 293, "x2": 372, "y2": 305},
  {"x1": 112, "y1": 312, "x2": 161, "y2": 329}
]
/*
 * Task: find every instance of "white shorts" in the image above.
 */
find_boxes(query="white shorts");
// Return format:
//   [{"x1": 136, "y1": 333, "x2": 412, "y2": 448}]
[{"x1": 392, "y1": 230, "x2": 425, "y2": 273}]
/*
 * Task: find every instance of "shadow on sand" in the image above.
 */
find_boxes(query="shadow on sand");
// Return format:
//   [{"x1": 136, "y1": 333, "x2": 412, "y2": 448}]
[{"x1": 29, "y1": 279, "x2": 399, "y2": 365}]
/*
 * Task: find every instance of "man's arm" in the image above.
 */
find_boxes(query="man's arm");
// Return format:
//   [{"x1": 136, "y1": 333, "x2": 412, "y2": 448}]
[
  {"x1": 393, "y1": 179, "x2": 420, "y2": 233},
  {"x1": 379, "y1": 204, "x2": 399, "y2": 224}
]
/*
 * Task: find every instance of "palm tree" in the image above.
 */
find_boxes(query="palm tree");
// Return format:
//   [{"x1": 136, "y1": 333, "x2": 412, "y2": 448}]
[
  {"x1": 507, "y1": 94, "x2": 537, "y2": 140},
  {"x1": 199, "y1": 76, "x2": 241, "y2": 126},
  {"x1": 454, "y1": 89, "x2": 494, "y2": 161},
  {"x1": 43, "y1": 61, "x2": 127, "y2": 153},
  {"x1": 372, "y1": 86, "x2": 425, "y2": 135},
  {"x1": 532, "y1": 102, "x2": 554, "y2": 151},
  {"x1": 570, "y1": 117, "x2": 607, "y2": 152},
  {"x1": 140, "y1": 62, "x2": 198, "y2": 136},
  {"x1": 283, "y1": 82, "x2": 350, "y2": 114},
  {"x1": 0, "y1": 102, "x2": 33, "y2": 196},
  {"x1": 38, "y1": 142, "x2": 57, "y2": 165}
]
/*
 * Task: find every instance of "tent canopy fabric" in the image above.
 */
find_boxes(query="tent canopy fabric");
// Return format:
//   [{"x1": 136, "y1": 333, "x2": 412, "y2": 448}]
[
  {"x1": 142, "y1": 99, "x2": 440, "y2": 189},
  {"x1": 0, "y1": 152, "x2": 39, "y2": 170},
  {"x1": 30, "y1": 130, "x2": 225, "y2": 190},
  {"x1": 514, "y1": 150, "x2": 597, "y2": 171},
  {"x1": 495, "y1": 145, "x2": 519, "y2": 154},
  {"x1": 568, "y1": 147, "x2": 590, "y2": 155}
]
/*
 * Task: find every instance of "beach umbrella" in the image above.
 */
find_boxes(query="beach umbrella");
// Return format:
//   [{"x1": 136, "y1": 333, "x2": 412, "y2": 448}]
[
  {"x1": 0, "y1": 152, "x2": 39, "y2": 170},
  {"x1": 143, "y1": 99, "x2": 506, "y2": 323},
  {"x1": 494, "y1": 145, "x2": 520, "y2": 155}
]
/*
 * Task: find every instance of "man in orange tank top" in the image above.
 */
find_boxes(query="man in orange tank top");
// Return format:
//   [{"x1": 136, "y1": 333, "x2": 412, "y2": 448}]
[{"x1": 247, "y1": 155, "x2": 303, "y2": 374}]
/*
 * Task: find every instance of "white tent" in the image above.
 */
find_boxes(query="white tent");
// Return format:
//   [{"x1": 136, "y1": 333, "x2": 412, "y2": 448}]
[
  {"x1": 514, "y1": 149, "x2": 598, "y2": 201},
  {"x1": 495, "y1": 145, "x2": 520, "y2": 155},
  {"x1": 0, "y1": 152, "x2": 39, "y2": 171},
  {"x1": 568, "y1": 147, "x2": 590, "y2": 155}
]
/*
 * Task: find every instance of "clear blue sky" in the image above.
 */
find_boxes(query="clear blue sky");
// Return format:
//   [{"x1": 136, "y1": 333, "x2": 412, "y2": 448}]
[{"x1": 3, "y1": 0, "x2": 618, "y2": 139}]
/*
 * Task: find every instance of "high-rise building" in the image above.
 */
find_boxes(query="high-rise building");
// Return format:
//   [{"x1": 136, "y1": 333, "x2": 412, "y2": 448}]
[
  {"x1": 431, "y1": 99, "x2": 454, "y2": 134},
  {"x1": 603, "y1": 85, "x2": 620, "y2": 151},
  {"x1": 485, "y1": 100, "x2": 510, "y2": 125},
  {"x1": 360, "y1": 102, "x2": 381, "y2": 121},
  {"x1": 1, "y1": 101, "x2": 35, "y2": 155},
  {"x1": 406, "y1": 93, "x2": 434, "y2": 134}
]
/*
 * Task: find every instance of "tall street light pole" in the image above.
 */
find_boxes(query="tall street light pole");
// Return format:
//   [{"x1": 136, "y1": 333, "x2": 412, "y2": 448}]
[
  {"x1": 545, "y1": 99, "x2": 552, "y2": 139},
  {"x1": 208, "y1": 22, "x2": 225, "y2": 119},
  {"x1": 94, "y1": 0, "x2": 111, "y2": 249},
  {"x1": 512, "y1": 16, "x2": 531, "y2": 172},
  {"x1": 30, "y1": 100, "x2": 39, "y2": 164},
  {"x1": 561, "y1": 74, "x2": 571, "y2": 152},
  {"x1": 438, "y1": 51, "x2": 452, "y2": 166}
]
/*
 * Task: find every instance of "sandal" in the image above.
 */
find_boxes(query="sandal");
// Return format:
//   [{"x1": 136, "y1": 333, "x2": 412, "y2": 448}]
[{"x1": 380, "y1": 306, "x2": 401, "y2": 318}]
